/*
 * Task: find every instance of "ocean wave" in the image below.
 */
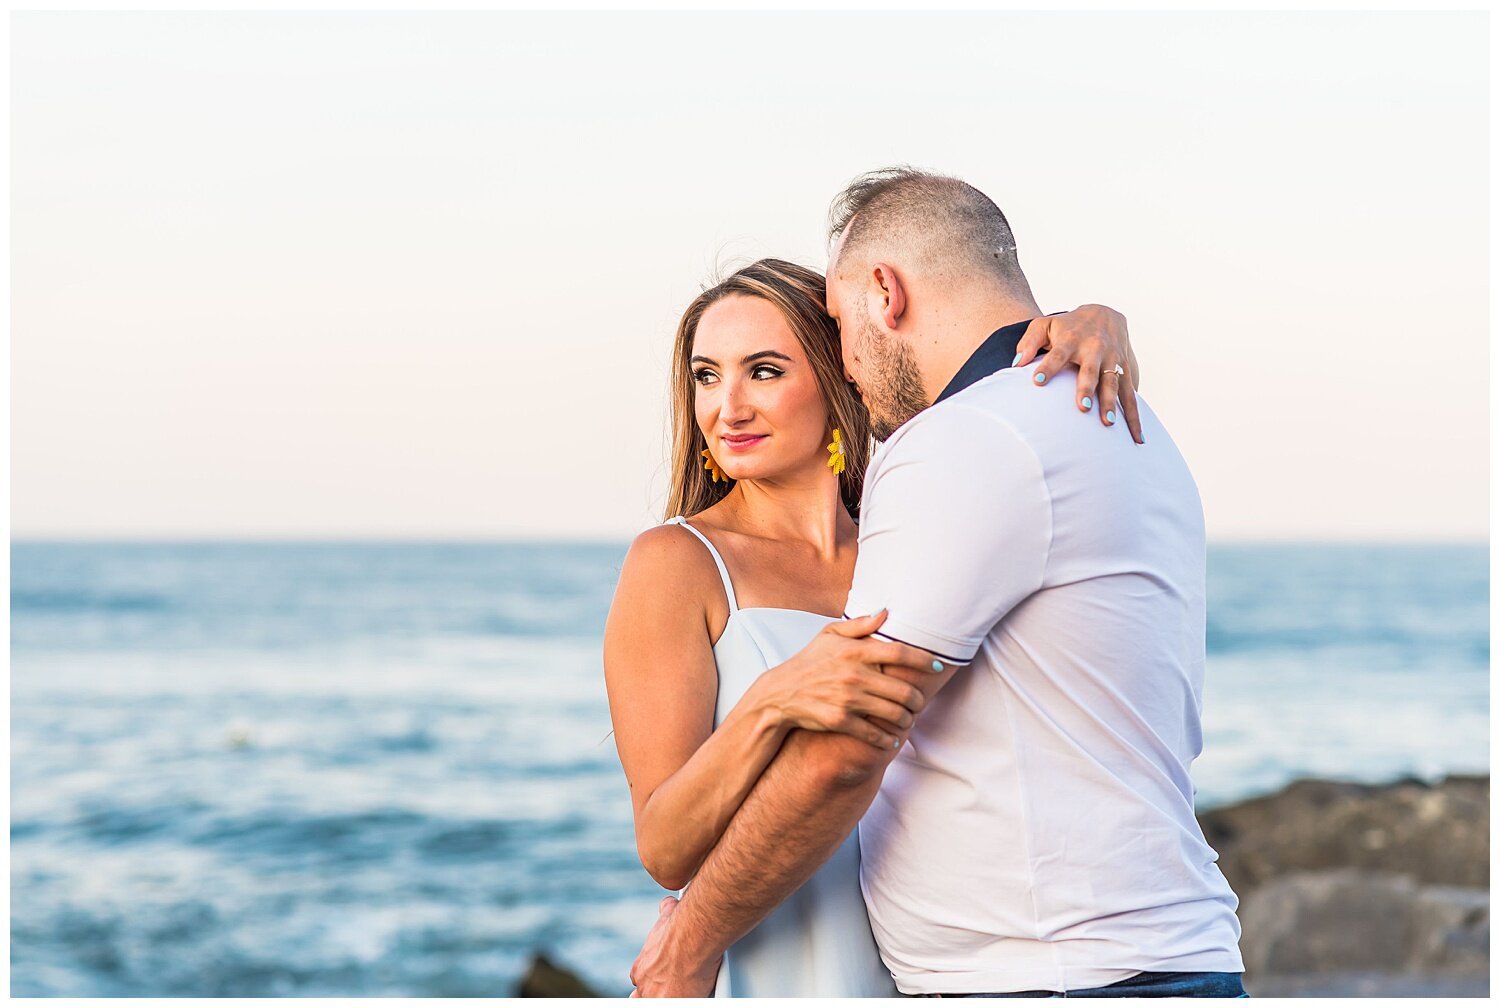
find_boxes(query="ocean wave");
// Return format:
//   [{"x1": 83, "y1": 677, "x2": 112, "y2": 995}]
[{"x1": 12, "y1": 589, "x2": 174, "y2": 613}]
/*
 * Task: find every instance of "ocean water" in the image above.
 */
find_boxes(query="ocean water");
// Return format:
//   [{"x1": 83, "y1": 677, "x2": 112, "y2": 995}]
[{"x1": 9, "y1": 541, "x2": 1489, "y2": 996}]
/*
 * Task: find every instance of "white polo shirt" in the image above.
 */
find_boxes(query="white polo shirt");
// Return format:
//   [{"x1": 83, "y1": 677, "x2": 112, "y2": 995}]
[{"x1": 846, "y1": 337, "x2": 1243, "y2": 995}]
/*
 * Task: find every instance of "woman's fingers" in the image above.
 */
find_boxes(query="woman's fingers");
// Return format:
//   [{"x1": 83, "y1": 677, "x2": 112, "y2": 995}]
[
  {"x1": 840, "y1": 712, "x2": 901, "y2": 750},
  {"x1": 1030, "y1": 335, "x2": 1146, "y2": 444},
  {"x1": 1013, "y1": 316, "x2": 1052, "y2": 371},
  {"x1": 866, "y1": 714, "x2": 908, "y2": 751},
  {"x1": 863, "y1": 639, "x2": 945, "y2": 673},
  {"x1": 1025, "y1": 305, "x2": 1144, "y2": 423},
  {"x1": 855, "y1": 670, "x2": 927, "y2": 716},
  {"x1": 1097, "y1": 361, "x2": 1122, "y2": 427},
  {"x1": 1074, "y1": 357, "x2": 1101, "y2": 413},
  {"x1": 827, "y1": 609, "x2": 889, "y2": 637},
  {"x1": 1118, "y1": 368, "x2": 1145, "y2": 443},
  {"x1": 1095, "y1": 359, "x2": 1142, "y2": 442},
  {"x1": 848, "y1": 695, "x2": 916, "y2": 730},
  {"x1": 1095, "y1": 364, "x2": 1144, "y2": 442}
]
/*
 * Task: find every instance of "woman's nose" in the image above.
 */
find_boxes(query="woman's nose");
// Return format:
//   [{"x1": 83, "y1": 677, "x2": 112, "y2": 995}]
[{"x1": 720, "y1": 378, "x2": 755, "y2": 421}]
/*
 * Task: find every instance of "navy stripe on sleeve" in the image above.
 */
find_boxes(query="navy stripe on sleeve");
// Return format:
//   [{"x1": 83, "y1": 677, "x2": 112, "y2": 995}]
[{"x1": 843, "y1": 612, "x2": 971, "y2": 664}]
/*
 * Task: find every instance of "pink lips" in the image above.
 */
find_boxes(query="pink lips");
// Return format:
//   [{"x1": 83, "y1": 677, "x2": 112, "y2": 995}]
[{"x1": 722, "y1": 434, "x2": 767, "y2": 451}]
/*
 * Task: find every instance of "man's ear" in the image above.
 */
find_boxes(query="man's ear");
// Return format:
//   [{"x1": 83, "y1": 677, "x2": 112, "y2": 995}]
[{"x1": 871, "y1": 263, "x2": 906, "y2": 329}]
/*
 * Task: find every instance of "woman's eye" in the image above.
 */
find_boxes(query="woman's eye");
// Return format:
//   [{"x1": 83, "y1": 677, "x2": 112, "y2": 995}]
[
  {"x1": 752, "y1": 365, "x2": 784, "y2": 380},
  {"x1": 692, "y1": 369, "x2": 718, "y2": 385}
]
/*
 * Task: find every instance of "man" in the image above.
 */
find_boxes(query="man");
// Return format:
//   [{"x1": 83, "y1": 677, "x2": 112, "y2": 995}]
[{"x1": 630, "y1": 167, "x2": 1245, "y2": 997}]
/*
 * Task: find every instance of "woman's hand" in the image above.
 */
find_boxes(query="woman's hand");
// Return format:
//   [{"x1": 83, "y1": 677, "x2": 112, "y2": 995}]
[
  {"x1": 1013, "y1": 304, "x2": 1144, "y2": 444},
  {"x1": 746, "y1": 609, "x2": 942, "y2": 751}
]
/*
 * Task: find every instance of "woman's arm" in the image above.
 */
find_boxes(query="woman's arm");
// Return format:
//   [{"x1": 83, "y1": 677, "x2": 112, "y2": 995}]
[
  {"x1": 603, "y1": 526, "x2": 936, "y2": 892},
  {"x1": 604, "y1": 525, "x2": 783, "y2": 891}
]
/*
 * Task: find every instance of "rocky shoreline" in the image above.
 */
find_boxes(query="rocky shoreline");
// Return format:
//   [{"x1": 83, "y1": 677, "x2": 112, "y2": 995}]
[
  {"x1": 1201, "y1": 773, "x2": 1488, "y2": 997},
  {"x1": 521, "y1": 774, "x2": 1490, "y2": 997}
]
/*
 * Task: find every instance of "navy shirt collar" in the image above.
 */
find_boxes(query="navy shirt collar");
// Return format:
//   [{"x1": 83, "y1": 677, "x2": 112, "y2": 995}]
[{"x1": 931, "y1": 317, "x2": 1040, "y2": 407}]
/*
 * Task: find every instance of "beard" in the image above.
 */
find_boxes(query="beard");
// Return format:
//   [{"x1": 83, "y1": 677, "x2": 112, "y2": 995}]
[{"x1": 855, "y1": 313, "x2": 929, "y2": 441}]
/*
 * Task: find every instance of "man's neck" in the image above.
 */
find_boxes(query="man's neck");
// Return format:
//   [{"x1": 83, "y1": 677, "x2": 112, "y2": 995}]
[{"x1": 913, "y1": 292, "x2": 1042, "y2": 407}]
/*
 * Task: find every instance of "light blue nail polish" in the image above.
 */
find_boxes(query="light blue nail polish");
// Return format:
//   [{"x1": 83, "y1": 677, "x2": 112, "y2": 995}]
[
  {"x1": 1106, "y1": 410, "x2": 1116, "y2": 424},
  {"x1": 1081, "y1": 396, "x2": 1092, "y2": 411},
  {"x1": 1034, "y1": 372, "x2": 1047, "y2": 385},
  {"x1": 1011, "y1": 353, "x2": 1023, "y2": 367},
  {"x1": 932, "y1": 660, "x2": 945, "y2": 672}
]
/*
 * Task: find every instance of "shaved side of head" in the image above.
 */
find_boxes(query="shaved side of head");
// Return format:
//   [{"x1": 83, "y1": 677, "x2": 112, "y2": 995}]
[{"x1": 827, "y1": 166, "x2": 1030, "y2": 294}]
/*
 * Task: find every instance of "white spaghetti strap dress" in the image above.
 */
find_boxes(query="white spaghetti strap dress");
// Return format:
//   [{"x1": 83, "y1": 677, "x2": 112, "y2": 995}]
[{"x1": 662, "y1": 516, "x2": 899, "y2": 998}]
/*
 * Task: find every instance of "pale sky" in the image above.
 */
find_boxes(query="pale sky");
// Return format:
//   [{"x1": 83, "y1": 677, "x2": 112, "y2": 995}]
[{"x1": 11, "y1": 11, "x2": 1489, "y2": 541}]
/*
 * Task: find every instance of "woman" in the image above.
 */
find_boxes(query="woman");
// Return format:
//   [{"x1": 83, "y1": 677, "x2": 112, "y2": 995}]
[{"x1": 602, "y1": 259, "x2": 1137, "y2": 997}]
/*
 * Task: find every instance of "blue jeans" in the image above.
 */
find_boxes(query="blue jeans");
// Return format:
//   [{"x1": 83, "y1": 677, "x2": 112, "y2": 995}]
[{"x1": 950, "y1": 971, "x2": 1248, "y2": 997}]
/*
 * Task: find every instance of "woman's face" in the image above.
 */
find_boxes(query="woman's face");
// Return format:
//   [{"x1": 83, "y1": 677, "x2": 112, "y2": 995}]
[{"x1": 690, "y1": 295, "x2": 831, "y2": 485}]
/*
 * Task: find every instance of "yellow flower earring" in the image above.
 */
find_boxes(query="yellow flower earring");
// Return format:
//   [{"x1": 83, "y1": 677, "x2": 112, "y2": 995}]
[
  {"x1": 826, "y1": 427, "x2": 847, "y2": 476},
  {"x1": 701, "y1": 447, "x2": 729, "y2": 484}
]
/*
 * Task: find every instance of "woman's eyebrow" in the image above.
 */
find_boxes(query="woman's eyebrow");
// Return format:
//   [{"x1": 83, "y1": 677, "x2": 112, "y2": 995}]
[{"x1": 689, "y1": 351, "x2": 795, "y2": 366}]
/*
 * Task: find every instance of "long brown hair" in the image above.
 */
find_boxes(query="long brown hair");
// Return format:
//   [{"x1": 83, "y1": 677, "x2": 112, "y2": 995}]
[{"x1": 663, "y1": 259, "x2": 873, "y2": 523}]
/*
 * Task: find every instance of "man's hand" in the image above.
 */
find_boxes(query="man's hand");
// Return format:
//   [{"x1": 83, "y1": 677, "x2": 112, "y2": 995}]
[
  {"x1": 1014, "y1": 304, "x2": 1144, "y2": 444},
  {"x1": 628, "y1": 896, "x2": 722, "y2": 998}
]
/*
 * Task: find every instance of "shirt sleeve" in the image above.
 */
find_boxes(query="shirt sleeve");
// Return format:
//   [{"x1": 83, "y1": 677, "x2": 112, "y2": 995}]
[{"x1": 843, "y1": 405, "x2": 1052, "y2": 664}]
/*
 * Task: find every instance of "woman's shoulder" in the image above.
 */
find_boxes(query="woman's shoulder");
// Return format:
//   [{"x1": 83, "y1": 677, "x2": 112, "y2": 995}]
[
  {"x1": 620, "y1": 519, "x2": 724, "y2": 596},
  {"x1": 605, "y1": 524, "x2": 725, "y2": 699},
  {"x1": 608, "y1": 519, "x2": 729, "y2": 649},
  {"x1": 628, "y1": 516, "x2": 707, "y2": 556}
]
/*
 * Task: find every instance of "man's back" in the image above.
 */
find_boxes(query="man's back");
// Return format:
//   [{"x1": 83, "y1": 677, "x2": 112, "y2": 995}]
[{"x1": 845, "y1": 364, "x2": 1243, "y2": 995}]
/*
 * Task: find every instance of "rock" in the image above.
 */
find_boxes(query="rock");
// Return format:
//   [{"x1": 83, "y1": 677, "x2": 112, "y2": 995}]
[
  {"x1": 1410, "y1": 884, "x2": 1490, "y2": 974},
  {"x1": 1198, "y1": 776, "x2": 1489, "y2": 995},
  {"x1": 1237, "y1": 869, "x2": 1414, "y2": 975},
  {"x1": 516, "y1": 953, "x2": 599, "y2": 997},
  {"x1": 1237, "y1": 868, "x2": 1487, "y2": 977},
  {"x1": 1197, "y1": 774, "x2": 1488, "y2": 901}
]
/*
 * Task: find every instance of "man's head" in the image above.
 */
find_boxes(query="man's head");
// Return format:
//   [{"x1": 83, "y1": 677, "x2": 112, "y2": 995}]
[{"x1": 824, "y1": 166, "x2": 1037, "y2": 440}]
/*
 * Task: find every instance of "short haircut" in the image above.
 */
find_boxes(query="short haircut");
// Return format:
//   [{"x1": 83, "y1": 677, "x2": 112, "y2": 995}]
[{"x1": 827, "y1": 166, "x2": 1025, "y2": 288}]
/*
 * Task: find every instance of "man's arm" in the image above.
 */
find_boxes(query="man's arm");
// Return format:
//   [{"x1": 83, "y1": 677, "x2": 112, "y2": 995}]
[
  {"x1": 627, "y1": 673, "x2": 951, "y2": 996},
  {"x1": 681, "y1": 732, "x2": 886, "y2": 934}
]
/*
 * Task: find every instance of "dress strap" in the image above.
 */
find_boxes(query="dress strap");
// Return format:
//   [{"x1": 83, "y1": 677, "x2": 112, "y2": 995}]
[{"x1": 663, "y1": 516, "x2": 740, "y2": 613}]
